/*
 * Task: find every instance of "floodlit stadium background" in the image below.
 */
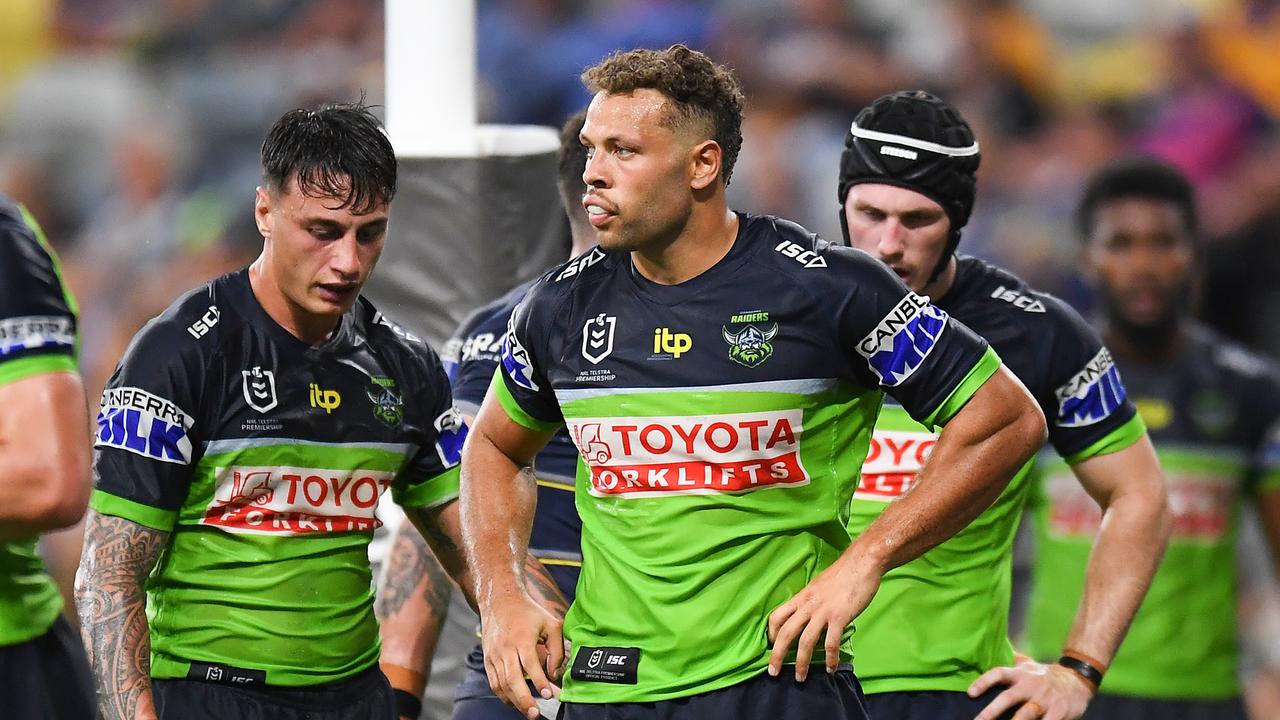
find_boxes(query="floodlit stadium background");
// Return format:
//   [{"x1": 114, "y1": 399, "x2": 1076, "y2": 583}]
[{"x1": 3, "y1": 0, "x2": 1279, "y2": 717}]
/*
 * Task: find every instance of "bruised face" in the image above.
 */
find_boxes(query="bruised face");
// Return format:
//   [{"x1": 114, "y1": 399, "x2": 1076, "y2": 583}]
[
  {"x1": 843, "y1": 183, "x2": 951, "y2": 294},
  {"x1": 579, "y1": 89, "x2": 711, "y2": 253},
  {"x1": 1084, "y1": 197, "x2": 1194, "y2": 334},
  {"x1": 253, "y1": 175, "x2": 388, "y2": 337}
]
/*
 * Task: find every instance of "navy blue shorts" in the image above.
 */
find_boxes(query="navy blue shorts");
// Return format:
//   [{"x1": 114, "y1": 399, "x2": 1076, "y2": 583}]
[
  {"x1": 557, "y1": 665, "x2": 868, "y2": 720},
  {"x1": 451, "y1": 666, "x2": 549, "y2": 720},
  {"x1": 152, "y1": 663, "x2": 395, "y2": 720},
  {"x1": 0, "y1": 616, "x2": 94, "y2": 720},
  {"x1": 1082, "y1": 693, "x2": 1247, "y2": 720},
  {"x1": 865, "y1": 688, "x2": 1017, "y2": 720}
]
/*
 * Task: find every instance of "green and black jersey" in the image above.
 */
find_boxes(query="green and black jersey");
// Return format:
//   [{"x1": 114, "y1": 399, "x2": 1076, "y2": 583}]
[
  {"x1": 497, "y1": 213, "x2": 1002, "y2": 703},
  {"x1": 89, "y1": 268, "x2": 465, "y2": 687},
  {"x1": 846, "y1": 255, "x2": 1143, "y2": 694},
  {"x1": 0, "y1": 197, "x2": 79, "y2": 647},
  {"x1": 1029, "y1": 324, "x2": 1280, "y2": 700}
]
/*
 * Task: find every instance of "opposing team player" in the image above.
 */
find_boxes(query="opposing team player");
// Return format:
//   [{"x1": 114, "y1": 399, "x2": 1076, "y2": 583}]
[
  {"x1": 377, "y1": 110, "x2": 594, "y2": 720},
  {"x1": 460, "y1": 45, "x2": 1048, "y2": 720},
  {"x1": 837, "y1": 91, "x2": 1170, "y2": 720},
  {"x1": 75, "y1": 103, "x2": 471, "y2": 720},
  {"x1": 1026, "y1": 158, "x2": 1280, "y2": 720},
  {"x1": 0, "y1": 196, "x2": 93, "y2": 719}
]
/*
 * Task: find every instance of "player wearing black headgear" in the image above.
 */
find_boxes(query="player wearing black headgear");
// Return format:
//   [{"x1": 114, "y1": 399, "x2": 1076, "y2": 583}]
[
  {"x1": 837, "y1": 90, "x2": 979, "y2": 282},
  {"x1": 838, "y1": 91, "x2": 1171, "y2": 720}
]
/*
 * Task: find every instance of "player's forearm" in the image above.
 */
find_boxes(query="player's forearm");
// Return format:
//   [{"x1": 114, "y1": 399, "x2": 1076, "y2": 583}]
[
  {"x1": 403, "y1": 501, "x2": 478, "y2": 611},
  {"x1": 459, "y1": 432, "x2": 539, "y2": 614},
  {"x1": 1064, "y1": 469, "x2": 1170, "y2": 664},
  {"x1": 376, "y1": 519, "x2": 452, "y2": 686},
  {"x1": 851, "y1": 369, "x2": 1046, "y2": 573},
  {"x1": 74, "y1": 510, "x2": 168, "y2": 720}
]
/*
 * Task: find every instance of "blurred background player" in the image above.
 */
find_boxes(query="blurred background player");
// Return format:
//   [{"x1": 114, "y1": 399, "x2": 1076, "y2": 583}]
[
  {"x1": 838, "y1": 90, "x2": 1169, "y2": 720},
  {"x1": 0, "y1": 195, "x2": 93, "y2": 719},
  {"x1": 75, "y1": 102, "x2": 472, "y2": 720},
  {"x1": 376, "y1": 109, "x2": 594, "y2": 720},
  {"x1": 1026, "y1": 157, "x2": 1280, "y2": 720}
]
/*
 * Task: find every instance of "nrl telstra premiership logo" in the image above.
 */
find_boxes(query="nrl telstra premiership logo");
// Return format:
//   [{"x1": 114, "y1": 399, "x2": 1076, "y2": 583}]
[
  {"x1": 242, "y1": 365, "x2": 278, "y2": 413},
  {"x1": 582, "y1": 313, "x2": 616, "y2": 364}
]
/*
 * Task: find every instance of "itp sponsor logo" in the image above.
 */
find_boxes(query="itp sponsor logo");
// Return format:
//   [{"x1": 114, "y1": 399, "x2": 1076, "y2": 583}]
[
  {"x1": 1055, "y1": 348, "x2": 1127, "y2": 427},
  {"x1": 95, "y1": 387, "x2": 193, "y2": 464},
  {"x1": 857, "y1": 293, "x2": 948, "y2": 387},
  {"x1": 308, "y1": 383, "x2": 341, "y2": 413},
  {"x1": 652, "y1": 328, "x2": 692, "y2": 358}
]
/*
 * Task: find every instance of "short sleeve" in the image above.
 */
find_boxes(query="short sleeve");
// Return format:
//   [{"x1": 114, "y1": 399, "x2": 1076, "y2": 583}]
[
  {"x1": 495, "y1": 283, "x2": 565, "y2": 432},
  {"x1": 0, "y1": 203, "x2": 78, "y2": 386},
  {"x1": 90, "y1": 320, "x2": 203, "y2": 531},
  {"x1": 1037, "y1": 299, "x2": 1142, "y2": 464},
  {"x1": 394, "y1": 350, "x2": 468, "y2": 510},
  {"x1": 832, "y1": 248, "x2": 998, "y2": 427}
]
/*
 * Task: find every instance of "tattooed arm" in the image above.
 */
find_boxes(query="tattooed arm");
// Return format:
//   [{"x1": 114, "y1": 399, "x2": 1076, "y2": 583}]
[
  {"x1": 74, "y1": 510, "x2": 169, "y2": 720},
  {"x1": 376, "y1": 518, "x2": 453, "y2": 711}
]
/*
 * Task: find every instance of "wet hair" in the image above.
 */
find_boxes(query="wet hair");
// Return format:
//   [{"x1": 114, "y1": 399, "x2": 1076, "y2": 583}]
[
  {"x1": 1076, "y1": 157, "x2": 1197, "y2": 241},
  {"x1": 557, "y1": 109, "x2": 589, "y2": 202},
  {"x1": 260, "y1": 101, "x2": 397, "y2": 214},
  {"x1": 581, "y1": 44, "x2": 745, "y2": 185}
]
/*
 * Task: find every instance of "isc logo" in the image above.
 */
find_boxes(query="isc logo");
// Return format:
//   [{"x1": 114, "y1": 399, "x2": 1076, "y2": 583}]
[
  {"x1": 774, "y1": 240, "x2": 827, "y2": 268},
  {"x1": 187, "y1": 306, "x2": 221, "y2": 338},
  {"x1": 652, "y1": 328, "x2": 692, "y2": 358},
  {"x1": 990, "y1": 286, "x2": 1046, "y2": 313}
]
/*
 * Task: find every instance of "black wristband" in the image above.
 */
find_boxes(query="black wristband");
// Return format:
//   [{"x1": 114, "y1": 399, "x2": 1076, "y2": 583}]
[
  {"x1": 1058, "y1": 655, "x2": 1104, "y2": 688},
  {"x1": 393, "y1": 688, "x2": 423, "y2": 719}
]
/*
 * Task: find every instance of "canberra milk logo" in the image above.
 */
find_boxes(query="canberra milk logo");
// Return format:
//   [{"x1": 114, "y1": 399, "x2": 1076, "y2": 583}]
[
  {"x1": 501, "y1": 307, "x2": 538, "y2": 391},
  {"x1": 242, "y1": 366, "x2": 278, "y2": 413},
  {"x1": 857, "y1": 294, "x2": 948, "y2": 387},
  {"x1": 1055, "y1": 348, "x2": 1127, "y2": 427},
  {"x1": 0, "y1": 315, "x2": 75, "y2": 358},
  {"x1": 95, "y1": 387, "x2": 193, "y2": 464},
  {"x1": 200, "y1": 465, "x2": 396, "y2": 535},
  {"x1": 567, "y1": 409, "x2": 810, "y2": 498},
  {"x1": 581, "y1": 313, "x2": 616, "y2": 364},
  {"x1": 433, "y1": 406, "x2": 468, "y2": 467}
]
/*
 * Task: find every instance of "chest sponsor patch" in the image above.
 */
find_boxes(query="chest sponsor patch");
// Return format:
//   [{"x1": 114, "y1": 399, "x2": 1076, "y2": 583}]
[
  {"x1": 1045, "y1": 471, "x2": 1233, "y2": 542},
  {"x1": 0, "y1": 314, "x2": 75, "y2": 358},
  {"x1": 200, "y1": 465, "x2": 396, "y2": 535},
  {"x1": 95, "y1": 386, "x2": 194, "y2": 464},
  {"x1": 1055, "y1": 348, "x2": 1127, "y2": 428},
  {"x1": 570, "y1": 646, "x2": 640, "y2": 684},
  {"x1": 857, "y1": 293, "x2": 948, "y2": 387},
  {"x1": 854, "y1": 428, "x2": 937, "y2": 501},
  {"x1": 567, "y1": 410, "x2": 809, "y2": 498}
]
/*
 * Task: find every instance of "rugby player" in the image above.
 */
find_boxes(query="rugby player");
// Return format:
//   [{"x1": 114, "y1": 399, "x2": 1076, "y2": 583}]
[
  {"x1": 1026, "y1": 157, "x2": 1280, "y2": 720},
  {"x1": 837, "y1": 90, "x2": 1170, "y2": 720},
  {"x1": 460, "y1": 45, "x2": 1048, "y2": 720},
  {"x1": 0, "y1": 195, "x2": 93, "y2": 718},
  {"x1": 75, "y1": 102, "x2": 472, "y2": 720},
  {"x1": 377, "y1": 109, "x2": 594, "y2": 720}
]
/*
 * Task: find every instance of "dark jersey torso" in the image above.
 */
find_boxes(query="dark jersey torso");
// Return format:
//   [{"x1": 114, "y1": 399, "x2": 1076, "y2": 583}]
[
  {"x1": 90, "y1": 268, "x2": 465, "y2": 686},
  {"x1": 847, "y1": 255, "x2": 1142, "y2": 694}
]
